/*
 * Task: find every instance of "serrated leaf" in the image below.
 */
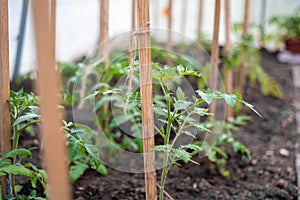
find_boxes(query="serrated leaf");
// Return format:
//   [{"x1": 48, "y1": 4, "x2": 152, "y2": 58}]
[
  {"x1": 174, "y1": 149, "x2": 191, "y2": 163},
  {"x1": 174, "y1": 100, "x2": 192, "y2": 111},
  {"x1": 67, "y1": 136, "x2": 82, "y2": 162},
  {"x1": 70, "y1": 162, "x2": 88, "y2": 183},
  {"x1": 84, "y1": 144, "x2": 101, "y2": 169}
]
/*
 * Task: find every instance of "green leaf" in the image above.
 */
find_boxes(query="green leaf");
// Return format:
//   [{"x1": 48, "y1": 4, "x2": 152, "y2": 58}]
[
  {"x1": 152, "y1": 145, "x2": 171, "y2": 152},
  {"x1": 182, "y1": 131, "x2": 196, "y2": 139},
  {"x1": 174, "y1": 100, "x2": 192, "y2": 111},
  {"x1": 96, "y1": 163, "x2": 108, "y2": 176},
  {"x1": 83, "y1": 91, "x2": 99, "y2": 102},
  {"x1": 233, "y1": 141, "x2": 241, "y2": 152},
  {"x1": 3, "y1": 149, "x2": 32, "y2": 161},
  {"x1": 176, "y1": 87, "x2": 186, "y2": 100},
  {"x1": 223, "y1": 94, "x2": 237, "y2": 107},
  {"x1": 181, "y1": 144, "x2": 202, "y2": 152},
  {"x1": 84, "y1": 144, "x2": 101, "y2": 169},
  {"x1": 222, "y1": 170, "x2": 230, "y2": 178},
  {"x1": 0, "y1": 165, "x2": 33, "y2": 178},
  {"x1": 240, "y1": 100, "x2": 262, "y2": 117},
  {"x1": 70, "y1": 162, "x2": 88, "y2": 183},
  {"x1": 94, "y1": 95, "x2": 119, "y2": 111},
  {"x1": 72, "y1": 123, "x2": 94, "y2": 136},
  {"x1": 196, "y1": 90, "x2": 214, "y2": 104},
  {"x1": 174, "y1": 149, "x2": 191, "y2": 163},
  {"x1": 67, "y1": 136, "x2": 83, "y2": 162},
  {"x1": 17, "y1": 120, "x2": 39, "y2": 134},
  {"x1": 12, "y1": 113, "x2": 39, "y2": 127},
  {"x1": 207, "y1": 151, "x2": 217, "y2": 162}
]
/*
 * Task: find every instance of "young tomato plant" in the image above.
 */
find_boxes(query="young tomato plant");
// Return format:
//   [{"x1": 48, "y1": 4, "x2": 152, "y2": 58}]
[
  {"x1": 2, "y1": 89, "x2": 107, "y2": 198},
  {"x1": 63, "y1": 121, "x2": 107, "y2": 183},
  {"x1": 224, "y1": 24, "x2": 283, "y2": 98},
  {"x1": 90, "y1": 63, "x2": 258, "y2": 200},
  {"x1": 7, "y1": 89, "x2": 41, "y2": 197},
  {"x1": 150, "y1": 64, "x2": 258, "y2": 200},
  {"x1": 0, "y1": 149, "x2": 47, "y2": 199},
  {"x1": 193, "y1": 115, "x2": 252, "y2": 177}
]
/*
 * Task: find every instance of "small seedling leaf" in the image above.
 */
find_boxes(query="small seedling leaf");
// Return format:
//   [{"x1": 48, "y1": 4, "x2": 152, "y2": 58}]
[
  {"x1": 223, "y1": 94, "x2": 237, "y2": 107},
  {"x1": 196, "y1": 90, "x2": 214, "y2": 104}
]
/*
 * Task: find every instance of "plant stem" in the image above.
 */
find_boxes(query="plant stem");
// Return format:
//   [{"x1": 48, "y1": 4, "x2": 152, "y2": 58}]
[
  {"x1": 160, "y1": 83, "x2": 172, "y2": 200},
  {"x1": 11, "y1": 125, "x2": 18, "y2": 196}
]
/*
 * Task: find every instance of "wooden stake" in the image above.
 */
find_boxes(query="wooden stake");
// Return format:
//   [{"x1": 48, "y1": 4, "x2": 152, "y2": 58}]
[
  {"x1": 137, "y1": 0, "x2": 157, "y2": 199},
  {"x1": 50, "y1": 0, "x2": 56, "y2": 66},
  {"x1": 132, "y1": 0, "x2": 137, "y2": 31},
  {"x1": 0, "y1": 0, "x2": 11, "y2": 196},
  {"x1": 224, "y1": 0, "x2": 233, "y2": 119},
  {"x1": 238, "y1": 0, "x2": 250, "y2": 95},
  {"x1": 209, "y1": 0, "x2": 221, "y2": 115},
  {"x1": 32, "y1": 1, "x2": 71, "y2": 200},
  {"x1": 180, "y1": 0, "x2": 187, "y2": 42},
  {"x1": 197, "y1": 0, "x2": 204, "y2": 42},
  {"x1": 99, "y1": 0, "x2": 109, "y2": 68},
  {"x1": 166, "y1": 0, "x2": 173, "y2": 66}
]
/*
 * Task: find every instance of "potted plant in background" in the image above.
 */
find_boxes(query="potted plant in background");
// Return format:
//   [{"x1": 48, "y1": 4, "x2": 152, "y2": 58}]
[{"x1": 268, "y1": 8, "x2": 300, "y2": 53}]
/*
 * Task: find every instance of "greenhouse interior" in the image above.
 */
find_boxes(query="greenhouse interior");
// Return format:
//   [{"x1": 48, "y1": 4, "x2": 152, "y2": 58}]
[{"x1": 1, "y1": 0, "x2": 300, "y2": 199}]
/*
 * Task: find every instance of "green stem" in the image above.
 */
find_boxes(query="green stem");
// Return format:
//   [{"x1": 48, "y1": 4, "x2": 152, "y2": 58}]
[
  {"x1": 159, "y1": 83, "x2": 172, "y2": 200},
  {"x1": 11, "y1": 125, "x2": 19, "y2": 196}
]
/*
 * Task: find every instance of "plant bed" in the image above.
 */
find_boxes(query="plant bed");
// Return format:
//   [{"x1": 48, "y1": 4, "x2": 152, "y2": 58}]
[{"x1": 12, "y1": 49, "x2": 298, "y2": 200}]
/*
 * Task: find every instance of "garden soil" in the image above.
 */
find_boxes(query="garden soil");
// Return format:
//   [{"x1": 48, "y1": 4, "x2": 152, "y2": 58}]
[{"x1": 16, "y1": 49, "x2": 298, "y2": 200}]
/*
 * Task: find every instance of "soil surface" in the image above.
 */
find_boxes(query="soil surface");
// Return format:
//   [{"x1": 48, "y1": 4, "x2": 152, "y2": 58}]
[{"x1": 16, "y1": 49, "x2": 298, "y2": 200}]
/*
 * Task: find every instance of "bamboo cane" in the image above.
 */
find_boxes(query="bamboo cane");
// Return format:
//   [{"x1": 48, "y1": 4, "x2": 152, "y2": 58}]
[
  {"x1": 0, "y1": 0, "x2": 11, "y2": 197},
  {"x1": 209, "y1": 0, "x2": 221, "y2": 115},
  {"x1": 32, "y1": 1, "x2": 71, "y2": 199},
  {"x1": 238, "y1": 0, "x2": 250, "y2": 95},
  {"x1": 99, "y1": 0, "x2": 109, "y2": 68},
  {"x1": 166, "y1": 0, "x2": 173, "y2": 66},
  {"x1": 137, "y1": 0, "x2": 157, "y2": 199},
  {"x1": 224, "y1": 0, "x2": 233, "y2": 119}
]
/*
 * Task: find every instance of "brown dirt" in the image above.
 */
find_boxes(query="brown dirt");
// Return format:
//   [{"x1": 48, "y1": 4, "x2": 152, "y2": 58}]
[{"x1": 15, "y1": 49, "x2": 298, "y2": 200}]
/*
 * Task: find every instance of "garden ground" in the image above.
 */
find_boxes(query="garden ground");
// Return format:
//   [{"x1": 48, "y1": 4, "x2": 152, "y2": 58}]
[{"x1": 16, "y1": 49, "x2": 298, "y2": 200}]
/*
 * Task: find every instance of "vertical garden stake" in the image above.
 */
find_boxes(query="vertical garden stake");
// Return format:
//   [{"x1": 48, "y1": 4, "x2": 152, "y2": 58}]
[
  {"x1": 209, "y1": 0, "x2": 221, "y2": 115},
  {"x1": 32, "y1": 1, "x2": 71, "y2": 199},
  {"x1": 0, "y1": 0, "x2": 11, "y2": 196},
  {"x1": 166, "y1": 0, "x2": 173, "y2": 66},
  {"x1": 205, "y1": 0, "x2": 221, "y2": 172},
  {"x1": 197, "y1": 0, "x2": 204, "y2": 42},
  {"x1": 99, "y1": 0, "x2": 109, "y2": 68},
  {"x1": 238, "y1": 0, "x2": 250, "y2": 95},
  {"x1": 137, "y1": 0, "x2": 157, "y2": 199},
  {"x1": 224, "y1": 0, "x2": 233, "y2": 118}
]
